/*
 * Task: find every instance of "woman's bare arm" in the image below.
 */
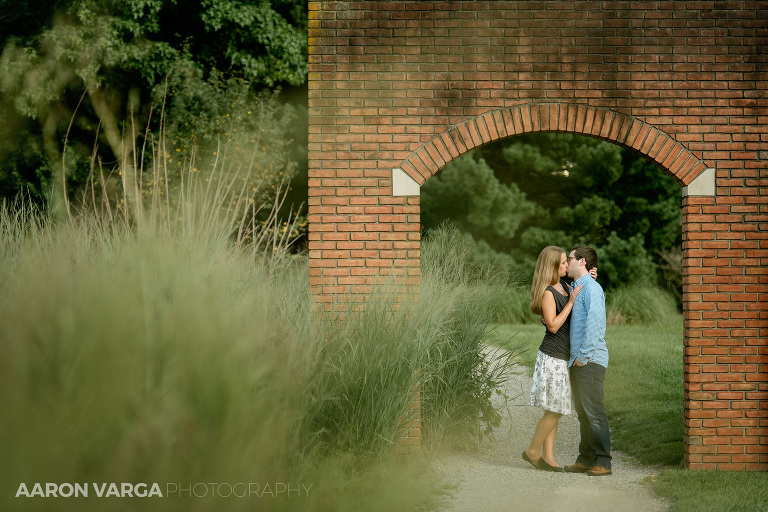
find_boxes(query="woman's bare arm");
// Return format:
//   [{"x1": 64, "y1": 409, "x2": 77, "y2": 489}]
[{"x1": 541, "y1": 285, "x2": 582, "y2": 334}]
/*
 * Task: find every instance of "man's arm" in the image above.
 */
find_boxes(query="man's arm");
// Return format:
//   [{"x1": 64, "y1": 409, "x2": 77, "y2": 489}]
[
  {"x1": 573, "y1": 284, "x2": 597, "y2": 365},
  {"x1": 575, "y1": 284, "x2": 605, "y2": 364},
  {"x1": 570, "y1": 286, "x2": 586, "y2": 365}
]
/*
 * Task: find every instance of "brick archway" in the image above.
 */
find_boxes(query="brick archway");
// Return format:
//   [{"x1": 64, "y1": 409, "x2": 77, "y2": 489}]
[
  {"x1": 396, "y1": 103, "x2": 707, "y2": 186},
  {"x1": 308, "y1": 1, "x2": 767, "y2": 470}
]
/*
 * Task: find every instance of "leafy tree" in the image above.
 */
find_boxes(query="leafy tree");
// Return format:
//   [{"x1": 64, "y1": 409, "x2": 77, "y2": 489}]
[
  {"x1": 596, "y1": 232, "x2": 657, "y2": 289},
  {"x1": 421, "y1": 133, "x2": 683, "y2": 296},
  {"x1": 421, "y1": 154, "x2": 536, "y2": 247},
  {"x1": 0, "y1": 0, "x2": 308, "y2": 211}
]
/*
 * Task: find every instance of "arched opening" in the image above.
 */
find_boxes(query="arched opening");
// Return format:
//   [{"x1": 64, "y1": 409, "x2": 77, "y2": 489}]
[
  {"x1": 393, "y1": 102, "x2": 713, "y2": 469},
  {"x1": 418, "y1": 129, "x2": 685, "y2": 464}
]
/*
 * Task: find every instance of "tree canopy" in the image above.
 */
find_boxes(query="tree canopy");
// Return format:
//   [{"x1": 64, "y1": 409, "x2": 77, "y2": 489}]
[
  {"x1": 0, "y1": 0, "x2": 308, "y2": 206},
  {"x1": 421, "y1": 133, "x2": 682, "y2": 296}
]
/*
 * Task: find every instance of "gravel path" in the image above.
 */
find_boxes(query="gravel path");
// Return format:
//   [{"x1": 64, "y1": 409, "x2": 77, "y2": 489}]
[{"x1": 433, "y1": 347, "x2": 670, "y2": 512}]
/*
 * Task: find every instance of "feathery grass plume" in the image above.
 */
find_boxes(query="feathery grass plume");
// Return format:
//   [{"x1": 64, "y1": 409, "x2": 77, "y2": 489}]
[
  {"x1": 70, "y1": 97, "x2": 305, "y2": 270},
  {"x1": 1, "y1": 183, "x2": 460, "y2": 511},
  {"x1": 0, "y1": 200, "x2": 313, "y2": 512},
  {"x1": 0, "y1": 115, "x2": 528, "y2": 510},
  {"x1": 419, "y1": 224, "x2": 519, "y2": 449}
]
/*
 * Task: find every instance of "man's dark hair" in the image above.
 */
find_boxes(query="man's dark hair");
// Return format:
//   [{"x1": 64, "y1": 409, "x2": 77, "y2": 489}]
[{"x1": 572, "y1": 245, "x2": 598, "y2": 271}]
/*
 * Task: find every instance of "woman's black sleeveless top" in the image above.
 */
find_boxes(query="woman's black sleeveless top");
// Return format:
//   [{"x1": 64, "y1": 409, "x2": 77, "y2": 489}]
[{"x1": 538, "y1": 278, "x2": 571, "y2": 361}]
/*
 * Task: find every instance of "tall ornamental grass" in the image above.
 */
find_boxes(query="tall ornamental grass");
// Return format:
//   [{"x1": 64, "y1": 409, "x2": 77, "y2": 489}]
[
  {"x1": 0, "y1": 139, "x2": 515, "y2": 511},
  {"x1": 605, "y1": 285, "x2": 680, "y2": 325},
  {"x1": 0, "y1": 192, "x2": 451, "y2": 512},
  {"x1": 310, "y1": 224, "x2": 519, "y2": 454},
  {"x1": 0, "y1": 199, "x2": 317, "y2": 512},
  {"x1": 311, "y1": 290, "x2": 427, "y2": 456},
  {"x1": 419, "y1": 225, "x2": 518, "y2": 448}
]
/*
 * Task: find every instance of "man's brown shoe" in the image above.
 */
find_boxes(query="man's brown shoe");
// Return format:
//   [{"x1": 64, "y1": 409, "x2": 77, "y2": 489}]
[
  {"x1": 587, "y1": 466, "x2": 612, "y2": 476},
  {"x1": 563, "y1": 462, "x2": 593, "y2": 473}
]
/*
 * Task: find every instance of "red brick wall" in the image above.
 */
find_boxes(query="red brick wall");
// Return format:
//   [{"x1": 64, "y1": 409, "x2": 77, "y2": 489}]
[{"x1": 308, "y1": 1, "x2": 768, "y2": 470}]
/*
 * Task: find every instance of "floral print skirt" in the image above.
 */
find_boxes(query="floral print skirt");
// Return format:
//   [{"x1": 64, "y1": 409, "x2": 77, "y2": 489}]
[{"x1": 528, "y1": 350, "x2": 572, "y2": 415}]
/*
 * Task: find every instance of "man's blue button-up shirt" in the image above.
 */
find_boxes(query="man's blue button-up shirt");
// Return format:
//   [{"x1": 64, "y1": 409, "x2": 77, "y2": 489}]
[{"x1": 569, "y1": 273, "x2": 608, "y2": 368}]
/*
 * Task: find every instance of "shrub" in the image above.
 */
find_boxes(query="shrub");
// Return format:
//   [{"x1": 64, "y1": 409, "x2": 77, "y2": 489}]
[{"x1": 606, "y1": 286, "x2": 679, "y2": 325}]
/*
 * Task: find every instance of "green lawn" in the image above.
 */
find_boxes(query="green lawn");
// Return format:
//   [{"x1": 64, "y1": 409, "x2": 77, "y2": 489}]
[{"x1": 486, "y1": 319, "x2": 768, "y2": 512}]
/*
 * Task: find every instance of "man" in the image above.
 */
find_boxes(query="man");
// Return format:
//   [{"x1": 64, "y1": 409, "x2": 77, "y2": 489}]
[{"x1": 564, "y1": 245, "x2": 612, "y2": 476}]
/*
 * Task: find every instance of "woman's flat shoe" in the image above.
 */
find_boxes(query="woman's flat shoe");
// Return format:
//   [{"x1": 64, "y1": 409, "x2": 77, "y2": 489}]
[
  {"x1": 521, "y1": 451, "x2": 539, "y2": 469},
  {"x1": 537, "y1": 459, "x2": 565, "y2": 472}
]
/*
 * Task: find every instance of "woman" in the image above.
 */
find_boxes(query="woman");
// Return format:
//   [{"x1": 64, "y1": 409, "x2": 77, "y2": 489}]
[{"x1": 522, "y1": 245, "x2": 585, "y2": 472}]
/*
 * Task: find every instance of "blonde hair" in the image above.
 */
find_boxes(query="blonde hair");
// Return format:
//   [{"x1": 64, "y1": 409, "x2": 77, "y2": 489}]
[{"x1": 530, "y1": 246, "x2": 565, "y2": 316}]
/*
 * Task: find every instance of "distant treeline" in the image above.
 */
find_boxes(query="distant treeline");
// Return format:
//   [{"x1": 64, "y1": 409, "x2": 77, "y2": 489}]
[{"x1": 421, "y1": 132, "x2": 683, "y2": 299}]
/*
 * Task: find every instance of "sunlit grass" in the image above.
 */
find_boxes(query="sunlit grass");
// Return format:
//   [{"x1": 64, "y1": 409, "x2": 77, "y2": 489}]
[{"x1": 651, "y1": 470, "x2": 768, "y2": 512}]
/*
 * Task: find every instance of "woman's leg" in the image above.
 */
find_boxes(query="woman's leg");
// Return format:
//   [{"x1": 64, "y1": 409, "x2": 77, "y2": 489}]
[
  {"x1": 541, "y1": 418, "x2": 559, "y2": 466},
  {"x1": 526, "y1": 410, "x2": 563, "y2": 464}
]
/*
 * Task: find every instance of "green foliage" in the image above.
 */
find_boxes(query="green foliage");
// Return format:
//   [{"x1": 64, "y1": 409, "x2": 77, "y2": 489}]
[
  {"x1": 1, "y1": 0, "x2": 307, "y2": 93},
  {"x1": 596, "y1": 232, "x2": 657, "y2": 290},
  {"x1": 421, "y1": 133, "x2": 683, "y2": 298},
  {"x1": 557, "y1": 195, "x2": 621, "y2": 244},
  {"x1": 569, "y1": 138, "x2": 623, "y2": 189},
  {"x1": 0, "y1": 0, "x2": 308, "y2": 208},
  {"x1": 198, "y1": 0, "x2": 307, "y2": 87},
  {"x1": 421, "y1": 154, "x2": 535, "y2": 245}
]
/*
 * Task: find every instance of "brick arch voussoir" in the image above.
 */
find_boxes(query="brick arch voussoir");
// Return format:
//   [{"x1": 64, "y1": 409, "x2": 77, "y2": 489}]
[{"x1": 398, "y1": 103, "x2": 709, "y2": 188}]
